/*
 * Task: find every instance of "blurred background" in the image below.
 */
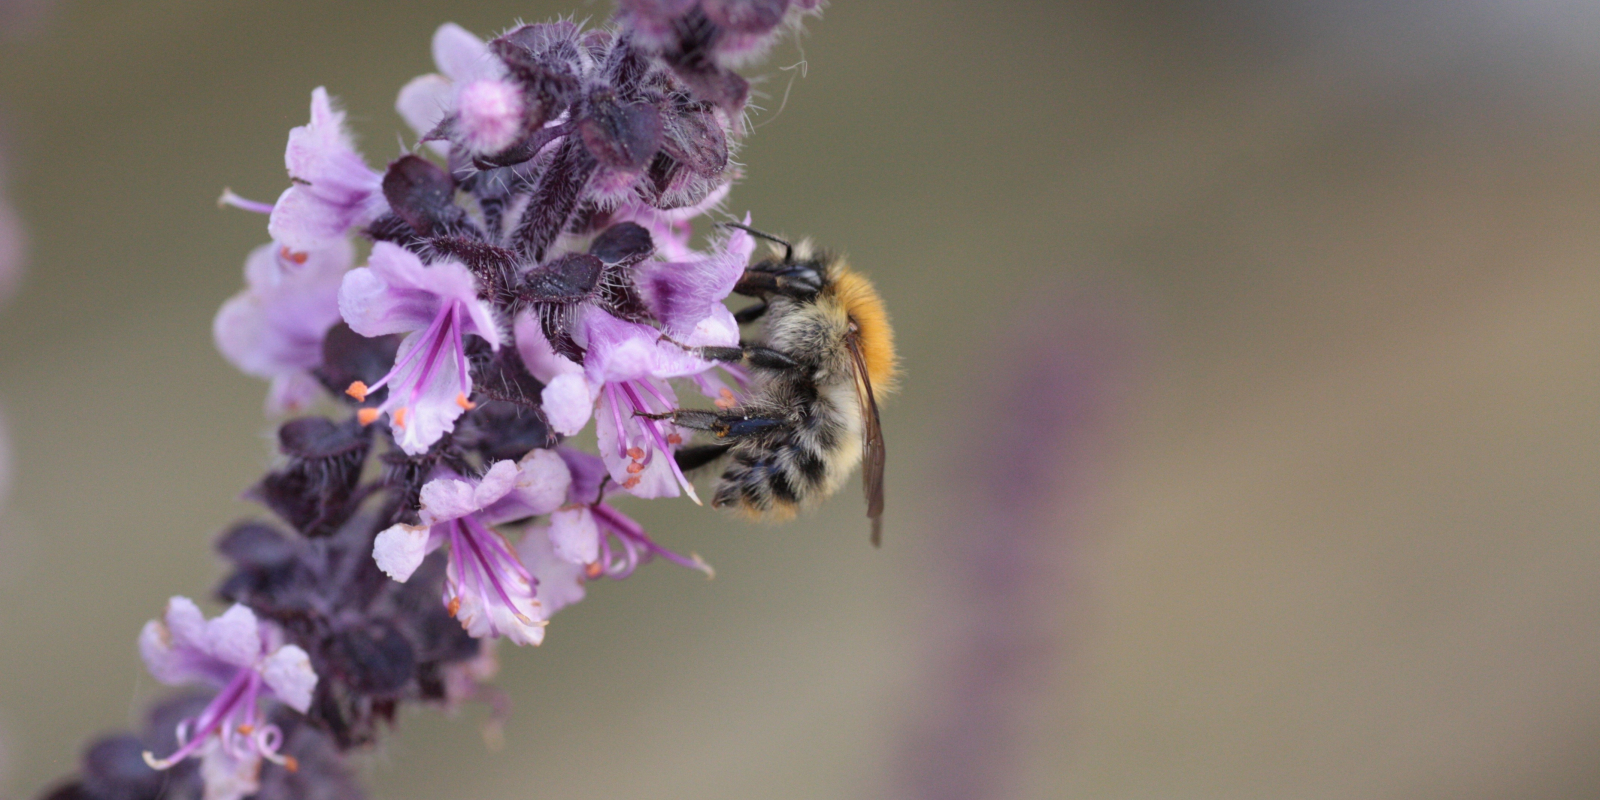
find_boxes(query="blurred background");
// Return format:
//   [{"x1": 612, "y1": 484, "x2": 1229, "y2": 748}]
[{"x1": 3, "y1": 1, "x2": 1600, "y2": 798}]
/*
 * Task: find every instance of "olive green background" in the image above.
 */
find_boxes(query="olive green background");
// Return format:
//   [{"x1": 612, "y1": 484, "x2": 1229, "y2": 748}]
[{"x1": 2, "y1": 2, "x2": 1599, "y2": 798}]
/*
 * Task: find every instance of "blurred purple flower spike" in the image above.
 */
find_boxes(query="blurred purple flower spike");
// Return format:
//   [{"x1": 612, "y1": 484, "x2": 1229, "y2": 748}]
[
  {"x1": 0, "y1": 187, "x2": 21, "y2": 306},
  {"x1": 895, "y1": 295, "x2": 1138, "y2": 800}
]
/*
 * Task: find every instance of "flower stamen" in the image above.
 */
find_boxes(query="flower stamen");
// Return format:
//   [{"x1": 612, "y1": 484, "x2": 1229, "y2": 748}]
[{"x1": 217, "y1": 188, "x2": 276, "y2": 215}]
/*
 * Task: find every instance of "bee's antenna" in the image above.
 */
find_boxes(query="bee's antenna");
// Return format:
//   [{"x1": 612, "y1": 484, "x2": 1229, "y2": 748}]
[{"x1": 720, "y1": 222, "x2": 793, "y2": 263}]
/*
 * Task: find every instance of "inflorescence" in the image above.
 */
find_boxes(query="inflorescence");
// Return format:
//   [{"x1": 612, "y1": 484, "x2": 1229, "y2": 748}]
[{"x1": 43, "y1": 3, "x2": 823, "y2": 798}]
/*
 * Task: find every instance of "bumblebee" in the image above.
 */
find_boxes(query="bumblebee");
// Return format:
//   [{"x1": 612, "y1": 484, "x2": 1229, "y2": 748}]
[{"x1": 652, "y1": 225, "x2": 899, "y2": 545}]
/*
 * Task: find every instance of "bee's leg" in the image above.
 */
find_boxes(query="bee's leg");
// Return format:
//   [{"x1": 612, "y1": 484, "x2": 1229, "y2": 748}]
[
  {"x1": 652, "y1": 336, "x2": 800, "y2": 372},
  {"x1": 733, "y1": 301, "x2": 769, "y2": 325},
  {"x1": 640, "y1": 409, "x2": 790, "y2": 440},
  {"x1": 732, "y1": 266, "x2": 822, "y2": 300},
  {"x1": 696, "y1": 345, "x2": 800, "y2": 372},
  {"x1": 674, "y1": 443, "x2": 732, "y2": 472}
]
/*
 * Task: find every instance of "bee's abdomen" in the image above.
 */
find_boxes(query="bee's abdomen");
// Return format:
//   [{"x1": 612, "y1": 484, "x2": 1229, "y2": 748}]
[{"x1": 713, "y1": 436, "x2": 835, "y2": 522}]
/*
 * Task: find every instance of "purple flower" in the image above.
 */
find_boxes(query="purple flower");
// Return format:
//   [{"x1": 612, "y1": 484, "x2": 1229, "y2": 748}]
[
  {"x1": 213, "y1": 239, "x2": 352, "y2": 414},
  {"x1": 267, "y1": 88, "x2": 386, "y2": 254},
  {"x1": 579, "y1": 222, "x2": 752, "y2": 496},
  {"x1": 582, "y1": 309, "x2": 718, "y2": 499},
  {"x1": 548, "y1": 448, "x2": 712, "y2": 579},
  {"x1": 515, "y1": 310, "x2": 709, "y2": 500},
  {"x1": 633, "y1": 215, "x2": 752, "y2": 337},
  {"x1": 137, "y1": 597, "x2": 318, "y2": 800},
  {"x1": 371, "y1": 452, "x2": 571, "y2": 645},
  {"x1": 608, "y1": 183, "x2": 731, "y2": 262},
  {"x1": 338, "y1": 242, "x2": 501, "y2": 455},
  {"x1": 511, "y1": 222, "x2": 750, "y2": 498}
]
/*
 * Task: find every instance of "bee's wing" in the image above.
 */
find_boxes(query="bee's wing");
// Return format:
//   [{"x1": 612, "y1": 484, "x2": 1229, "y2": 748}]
[{"x1": 847, "y1": 332, "x2": 887, "y2": 546}]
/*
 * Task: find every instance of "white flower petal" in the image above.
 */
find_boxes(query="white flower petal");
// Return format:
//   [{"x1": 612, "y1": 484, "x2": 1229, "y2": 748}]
[
  {"x1": 517, "y1": 523, "x2": 587, "y2": 616},
  {"x1": 541, "y1": 373, "x2": 595, "y2": 436},
  {"x1": 198, "y1": 737, "x2": 262, "y2": 800},
  {"x1": 162, "y1": 596, "x2": 209, "y2": 653},
  {"x1": 418, "y1": 475, "x2": 478, "y2": 525},
  {"x1": 473, "y1": 460, "x2": 522, "y2": 508},
  {"x1": 548, "y1": 506, "x2": 600, "y2": 565},
  {"x1": 138, "y1": 619, "x2": 186, "y2": 686},
  {"x1": 204, "y1": 604, "x2": 262, "y2": 668},
  {"x1": 432, "y1": 22, "x2": 492, "y2": 82},
  {"x1": 373, "y1": 523, "x2": 432, "y2": 582},
  {"x1": 396, "y1": 73, "x2": 453, "y2": 148},
  {"x1": 260, "y1": 644, "x2": 318, "y2": 713},
  {"x1": 512, "y1": 448, "x2": 572, "y2": 515}
]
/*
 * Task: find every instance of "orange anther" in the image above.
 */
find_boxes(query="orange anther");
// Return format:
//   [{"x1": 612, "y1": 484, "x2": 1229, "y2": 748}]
[
  {"x1": 666, "y1": 433, "x2": 682, "y2": 445},
  {"x1": 447, "y1": 596, "x2": 462, "y2": 616},
  {"x1": 626, "y1": 462, "x2": 644, "y2": 474},
  {"x1": 585, "y1": 562, "x2": 604, "y2": 579},
  {"x1": 237, "y1": 724, "x2": 254, "y2": 735},
  {"x1": 623, "y1": 476, "x2": 640, "y2": 489},
  {"x1": 345, "y1": 381, "x2": 369, "y2": 401},
  {"x1": 357, "y1": 408, "x2": 380, "y2": 425},
  {"x1": 626, "y1": 447, "x2": 645, "y2": 460},
  {"x1": 283, "y1": 755, "x2": 300, "y2": 773},
  {"x1": 455, "y1": 392, "x2": 476, "y2": 410},
  {"x1": 278, "y1": 246, "x2": 309, "y2": 265},
  {"x1": 393, "y1": 407, "x2": 408, "y2": 428}
]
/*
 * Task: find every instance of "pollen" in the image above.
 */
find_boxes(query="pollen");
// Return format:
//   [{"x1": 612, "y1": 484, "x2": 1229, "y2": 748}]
[
  {"x1": 626, "y1": 462, "x2": 645, "y2": 474},
  {"x1": 585, "y1": 562, "x2": 604, "y2": 579},
  {"x1": 667, "y1": 433, "x2": 682, "y2": 445},
  {"x1": 283, "y1": 756, "x2": 300, "y2": 774},
  {"x1": 345, "y1": 381, "x2": 369, "y2": 401},
  {"x1": 357, "y1": 408, "x2": 381, "y2": 425},
  {"x1": 715, "y1": 388, "x2": 737, "y2": 409},
  {"x1": 456, "y1": 392, "x2": 476, "y2": 410},
  {"x1": 236, "y1": 724, "x2": 254, "y2": 735},
  {"x1": 627, "y1": 447, "x2": 645, "y2": 460},
  {"x1": 278, "y1": 246, "x2": 309, "y2": 265},
  {"x1": 623, "y1": 476, "x2": 641, "y2": 489},
  {"x1": 447, "y1": 596, "x2": 462, "y2": 616},
  {"x1": 393, "y1": 407, "x2": 408, "y2": 428}
]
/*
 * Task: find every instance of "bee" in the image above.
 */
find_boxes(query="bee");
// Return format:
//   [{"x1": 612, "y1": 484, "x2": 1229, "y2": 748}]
[{"x1": 649, "y1": 224, "x2": 899, "y2": 545}]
